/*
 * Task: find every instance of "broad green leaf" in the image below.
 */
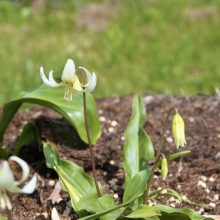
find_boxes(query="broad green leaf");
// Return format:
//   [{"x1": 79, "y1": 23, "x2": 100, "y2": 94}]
[
  {"x1": 125, "y1": 205, "x2": 160, "y2": 218},
  {"x1": 0, "y1": 85, "x2": 101, "y2": 145},
  {"x1": 79, "y1": 198, "x2": 137, "y2": 220},
  {"x1": 78, "y1": 194, "x2": 124, "y2": 220},
  {"x1": 15, "y1": 122, "x2": 41, "y2": 155},
  {"x1": 43, "y1": 143, "x2": 102, "y2": 213},
  {"x1": 123, "y1": 95, "x2": 154, "y2": 188},
  {"x1": 123, "y1": 169, "x2": 150, "y2": 203},
  {"x1": 166, "y1": 151, "x2": 190, "y2": 161},
  {"x1": 154, "y1": 205, "x2": 213, "y2": 220}
]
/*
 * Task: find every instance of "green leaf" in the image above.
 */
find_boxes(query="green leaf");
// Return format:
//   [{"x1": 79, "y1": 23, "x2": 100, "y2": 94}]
[
  {"x1": 0, "y1": 145, "x2": 9, "y2": 159},
  {"x1": 123, "y1": 169, "x2": 150, "y2": 203},
  {"x1": 0, "y1": 214, "x2": 7, "y2": 220},
  {"x1": 123, "y1": 95, "x2": 154, "y2": 188},
  {"x1": 78, "y1": 194, "x2": 124, "y2": 220},
  {"x1": 0, "y1": 85, "x2": 101, "y2": 145},
  {"x1": 125, "y1": 205, "x2": 160, "y2": 218},
  {"x1": 14, "y1": 122, "x2": 41, "y2": 155},
  {"x1": 43, "y1": 143, "x2": 102, "y2": 213},
  {"x1": 166, "y1": 151, "x2": 190, "y2": 161},
  {"x1": 154, "y1": 205, "x2": 213, "y2": 220}
]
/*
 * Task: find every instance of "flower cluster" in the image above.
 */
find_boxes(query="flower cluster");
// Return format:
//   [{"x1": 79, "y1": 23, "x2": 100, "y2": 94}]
[
  {"x1": 40, "y1": 59, "x2": 97, "y2": 101},
  {"x1": 0, "y1": 156, "x2": 37, "y2": 210}
]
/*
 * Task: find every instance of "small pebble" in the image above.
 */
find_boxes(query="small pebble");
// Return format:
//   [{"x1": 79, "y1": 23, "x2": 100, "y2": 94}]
[
  {"x1": 103, "y1": 171, "x2": 107, "y2": 176},
  {"x1": 189, "y1": 117, "x2": 195, "y2": 122},
  {"x1": 98, "y1": 110, "x2": 103, "y2": 114},
  {"x1": 208, "y1": 176, "x2": 215, "y2": 182},
  {"x1": 200, "y1": 175, "x2": 207, "y2": 182},
  {"x1": 113, "y1": 194, "x2": 118, "y2": 199},
  {"x1": 168, "y1": 197, "x2": 175, "y2": 202},
  {"x1": 166, "y1": 137, "x2": 173, "y2": 143},
  {"x1": 198, "y1": 208, "x2": 204, "y2": 214},
  {"x1": 109, "y1": 160, "x2": 115, "y2": 165},
  {"x1": 48, "y1": 180, "x2": 55, "y2": 186},
  {"x1": 209, "y1": 202, "x2": 216, "y2": 208},
  {"x1": 215, "y1": 152, "x2": 220, "y2": 159},
  {"x1": 121, "y1": 136, "x2": 125, "y2": 141},
  {"x1": 111, "y1": 120, "x2": 118, "y2": 127},
  {"x1": 205, "y1": 189, "x2": 210, "y2": 193},
  {"x1": 213, "y1": 194, "x2": 219, "y2": 201},
  {"x1": 177, "y1": 184, "x2": 181, "y2": 189},
  {"x1": 99, "y1": 116, "x2": 106, "y2": 122},
  {"x1": 170, "y1": 203, "x2": 176, "y2": 208},
  {"x1": 198, "y1": 180, "x2": 207, "y2": 188},
  {"x1": 108, "y1": 127, "x2": 114, "y2": 133}
]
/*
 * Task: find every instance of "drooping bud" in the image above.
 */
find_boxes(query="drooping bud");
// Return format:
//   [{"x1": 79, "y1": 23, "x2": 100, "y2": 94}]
[
  {"x1": 161, "y1": 157, "x2": 168, "y2": 180},
  {"x1": 172, "y1": 111, "x2": 186, "y2": 149}
]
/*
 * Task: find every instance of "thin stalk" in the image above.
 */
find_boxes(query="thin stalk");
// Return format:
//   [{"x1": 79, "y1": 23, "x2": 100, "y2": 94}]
[
  {"x1": 83, "y1": 92, "x2": 101, "y2": 197},
  {"x1": 143, "y1": 108, "x2": 175, "y2": 203}
]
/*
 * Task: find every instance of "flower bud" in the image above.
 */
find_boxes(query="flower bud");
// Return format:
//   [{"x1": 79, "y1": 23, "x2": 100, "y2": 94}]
[
  {"x1": 161, "y1": 158, "x2": 168, "y2": 180},
  {"x1": 172, "y1": 112, "x2": 186, "y2": 149}
]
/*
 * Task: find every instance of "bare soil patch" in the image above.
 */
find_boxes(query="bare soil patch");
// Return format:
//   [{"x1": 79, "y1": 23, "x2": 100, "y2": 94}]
[{"x1": 0, "y1": 94, "x2": 220, "y2": 219}]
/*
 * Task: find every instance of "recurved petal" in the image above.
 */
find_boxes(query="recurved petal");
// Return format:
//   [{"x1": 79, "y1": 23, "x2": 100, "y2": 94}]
[
  {"x1": 40, "y1": 67, "x2": 59, "y2": 87},
  {"x1": 78, "y1": 67, "x2": 97, "y2": 92},
  {"x1": 48, "y1": 71, "x2": 59, "y2": 86},
  {"x1": 85, "y1": 72, "x2": 97, "y2": 92},
  {"x1": 21, "y1": 175, "x2": 37, "y2": 194},
  {"x1": 61, "y1": 59, "x2": 76, "y2": 84},
  {"x1": 9, "y1": 156, "x2": 29, "y2": 185}
]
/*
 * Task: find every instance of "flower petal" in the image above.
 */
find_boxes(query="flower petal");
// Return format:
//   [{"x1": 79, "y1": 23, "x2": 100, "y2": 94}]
[
  {"x1": 73, "y1": 75, "x2": 83, "y2": 91},
  {"x1": 85, "y1": 72, "x2": 97, "y2": 92},
  {"x1": 0, "y1": 191, "x2": 6, "y2": 209},
  {"x1": 77, "y1": 67, "x2": 97, "y2": 92},
  {"x1": 49, "y1": 71, "x2": 59, "y2": 86},
  {"x1": 0, "y1": 161, "x2": 15, "y2": 189},
  {"x1": 40, "y1": 67, "x2": 59, "y2": 87},
  {"x1": 9, "y1": 156, "x2": 29, "y2": 185},
  {"x1": 61, "y1": 59, "x2": 76, "y2": 84},
  {"x1": 4, "y1": 193, "x2": 12, "y2": 210},
  {"x1": 21, "y1": 175, "x2": 37, "y2": 194}
]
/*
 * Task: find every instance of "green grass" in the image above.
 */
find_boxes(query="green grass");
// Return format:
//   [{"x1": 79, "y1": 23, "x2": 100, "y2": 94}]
[{"x1": 0, "y1": 0, "x2": 220, "y2": 104}]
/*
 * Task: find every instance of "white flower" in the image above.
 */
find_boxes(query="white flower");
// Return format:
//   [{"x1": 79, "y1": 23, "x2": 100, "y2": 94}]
[
  {"x1": 40, "y1": 59, "x2": 97, "y2": 101},
  {"x1": 0, "y1": 156, "x2": 37, "y2": 210},
  {"x1": 172, "y1": 112, "x2": 186, "y2": 148}
]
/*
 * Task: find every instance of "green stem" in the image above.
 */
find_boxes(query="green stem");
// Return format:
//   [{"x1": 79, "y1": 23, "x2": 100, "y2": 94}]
[
  {"x1": 83, "y1": 92, "x2": 101, "y2": 197},
  {"x1": 143, "y1": 108, "x2": 175, "y2": 203}
]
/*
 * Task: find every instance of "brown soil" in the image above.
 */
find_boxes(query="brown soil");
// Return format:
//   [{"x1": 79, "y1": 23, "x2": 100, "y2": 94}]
[{"x1": 0, "y1": 94, "x2": 220, "y2": 219}]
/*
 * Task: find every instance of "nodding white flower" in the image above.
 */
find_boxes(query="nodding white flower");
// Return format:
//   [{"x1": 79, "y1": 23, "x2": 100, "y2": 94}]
[
  {"x1": 0, "y1": 156, "x2": 37, "y2": 210},
  {"x1": 40, "y1": 59, "x2": 97, "y2": 102},
  {"x1": 172, "y1": 112, "x2": 186, "y2": 149}
]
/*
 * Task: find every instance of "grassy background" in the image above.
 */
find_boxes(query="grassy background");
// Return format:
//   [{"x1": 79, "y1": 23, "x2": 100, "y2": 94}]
[{"x1": 0, "y1": 0, "x2": 220, "y2": 104}]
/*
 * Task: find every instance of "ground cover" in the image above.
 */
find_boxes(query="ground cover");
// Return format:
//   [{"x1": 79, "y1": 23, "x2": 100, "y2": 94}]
[
  {"x1": 0, "y1": 94, "x2": 219, "y2": 219},
  {"x1": 1, "y1": 0, "x2": 220, "y2": 103}
]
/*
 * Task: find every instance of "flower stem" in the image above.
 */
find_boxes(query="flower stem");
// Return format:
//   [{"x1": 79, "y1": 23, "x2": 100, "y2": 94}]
[
  {"x1": 143, "y1": 108, "x2": 175, "y2": 203},
  {"x1": 83, "y1": 92, "x2": 101, "y2": 197}
]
